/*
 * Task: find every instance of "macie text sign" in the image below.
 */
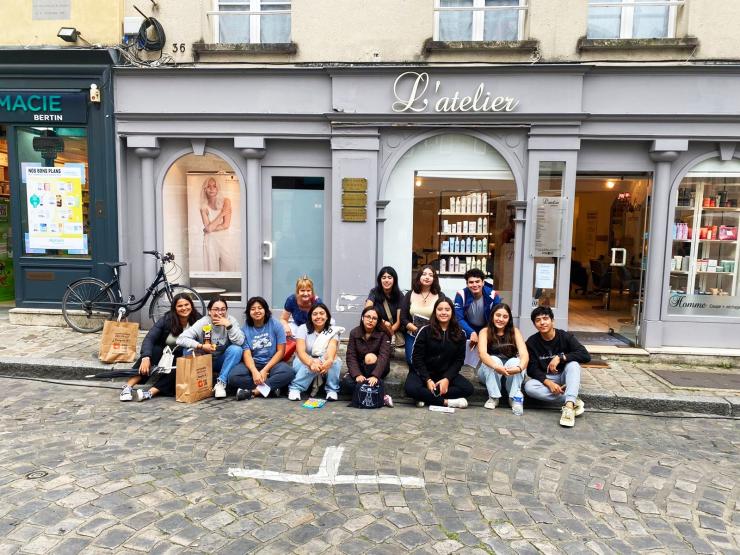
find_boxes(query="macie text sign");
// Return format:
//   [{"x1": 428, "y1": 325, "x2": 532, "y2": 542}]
[{"x1": 392, "y1": 72, "x2": 519, "y2": 114}]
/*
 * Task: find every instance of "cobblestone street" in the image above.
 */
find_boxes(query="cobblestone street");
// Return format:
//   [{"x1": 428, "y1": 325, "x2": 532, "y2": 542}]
[{"x1": 0, "y1": 378, "x2": 737, "y2": 554}]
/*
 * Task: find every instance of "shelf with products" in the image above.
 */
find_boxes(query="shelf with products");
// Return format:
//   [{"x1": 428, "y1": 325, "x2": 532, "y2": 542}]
[
  {"x1": 671, "y1": 180, "x2": 740, "y2": 296},
  {"x1": 438, "y1": 190, "x2": 491, "y2": 276}
]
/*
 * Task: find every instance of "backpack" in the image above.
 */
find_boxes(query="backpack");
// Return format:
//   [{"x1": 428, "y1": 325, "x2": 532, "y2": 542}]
[{"x1": 350, "y1": 381, "x2": 384, "y2": 409}]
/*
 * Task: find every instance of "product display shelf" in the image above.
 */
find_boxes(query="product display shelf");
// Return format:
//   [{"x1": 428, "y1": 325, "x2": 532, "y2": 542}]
[
  {"x1": 673, "y1": 182, "x2": 740, "y2": 296},
  {"x1": 438, "y1": 191, "x2": 491, "y2": 277}
]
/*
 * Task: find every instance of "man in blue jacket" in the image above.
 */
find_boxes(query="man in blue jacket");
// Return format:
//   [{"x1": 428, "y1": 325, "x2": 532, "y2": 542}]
[{"x1": 454, "y1": 268, "x2": 501, "y2": 360}]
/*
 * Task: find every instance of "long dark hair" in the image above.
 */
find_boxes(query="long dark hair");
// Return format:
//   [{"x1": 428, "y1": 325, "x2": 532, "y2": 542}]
[
  {"x1": 486, "y1": 302, "x2": 517, "y2": 359},
  {"x1": 359, "y1": 305, "x2": 379, "y2": 334},
  {"x1": 412, "y1": 264, "x2": 441, "y2": 295},
  {"x1": 370, "y1": 266, "x2": 402, "y2": 304},
  {"x1": 306, "y1": 302, "x2": 332, "y2": 334},
  {"x1": 168, "y1": 293, "x2": 202, "y2": 336},
  {"x1": 245, "y1": 296, "x2": 272, "y2": 327},
  {"x1": 428, "y1": 297, "x2": 465, "y2": 342}
]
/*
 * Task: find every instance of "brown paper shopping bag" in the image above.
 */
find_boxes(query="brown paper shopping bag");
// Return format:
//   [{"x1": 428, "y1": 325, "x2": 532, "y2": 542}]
[
  {"x1": 175, "y1": 354, "x2": 213, "y2": 403},
  {"x1": 98, "y1": 320, "x2": 140, "y2": 363}
]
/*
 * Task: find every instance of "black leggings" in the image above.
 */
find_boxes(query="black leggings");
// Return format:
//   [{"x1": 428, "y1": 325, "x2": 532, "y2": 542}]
[
  {"x1": 404, "y1": 372, "x2": 474, "y2": 406},
  {"x1": 133, "y1": 345, "x2": 181, "y2": 397}
]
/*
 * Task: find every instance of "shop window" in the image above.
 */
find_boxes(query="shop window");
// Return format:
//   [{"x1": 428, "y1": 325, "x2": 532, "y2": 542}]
[
  {"x1": 435, "y1": 0, "x2": 526, "y2": 42},
  {"x1": 162, "y1": 153, "x2": 243, "y2": 302},
  {"x1": 532, "y1": 161, "x2": 566, "y2": 308},
  {"x1": 213, "y1": 0, "x2": 291, "y2": 44},
  {"x1": 16, "y1": 127, "x2": 90, "y2": 259},
  {"x1": 668, "y1": 159, "x2": 740, "y2": 317},
  {"x1": 587, "y1": 0, "x2": 679, "y2": 39},
  {"x1": 383, "y1": 134, "x2": 516, "y2": 299}
]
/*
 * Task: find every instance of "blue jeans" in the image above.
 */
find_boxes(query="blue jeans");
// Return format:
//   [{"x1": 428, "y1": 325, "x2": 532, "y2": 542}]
[
  {"x1": 289, "y1": 357, "x2": 342, "y2": 394},
  {"x1": 212, "y1": 345, "x2": 244, "y2": 384},
  {"x1": 524, "y1": 361, "x2": 582, "y2": 404},
  {"x1": 478, "y1": 356, "x2": 524, "y2": 399}
]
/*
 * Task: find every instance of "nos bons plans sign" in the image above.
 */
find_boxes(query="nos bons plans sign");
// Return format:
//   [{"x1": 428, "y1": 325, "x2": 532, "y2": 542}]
[{"x1": 25, "y1": 166, "x2": 85, "y2": 251}]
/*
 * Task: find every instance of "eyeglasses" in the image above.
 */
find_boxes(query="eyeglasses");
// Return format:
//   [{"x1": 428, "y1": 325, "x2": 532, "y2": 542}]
[
  {"x1": 363, "y1": 315, "x2": 378, "y2": 321},
  {"x1": 210, "y1": 308, "x2": 227, "y2": 313}
]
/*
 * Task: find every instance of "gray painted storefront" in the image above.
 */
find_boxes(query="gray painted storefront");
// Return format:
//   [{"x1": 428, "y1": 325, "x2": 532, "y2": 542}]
[{"x1": 114, "y1": 64, "x2": 740, "y2": 349}]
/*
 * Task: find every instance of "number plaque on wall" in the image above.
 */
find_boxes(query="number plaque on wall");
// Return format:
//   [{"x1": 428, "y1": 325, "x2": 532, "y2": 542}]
[{"x1": 341, "y1": 178, "x2": 368, "y2": 222}]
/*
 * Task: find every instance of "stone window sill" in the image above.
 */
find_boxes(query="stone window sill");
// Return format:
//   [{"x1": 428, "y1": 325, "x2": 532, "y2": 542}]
[
  {"x1": 577, "y1": 36, "x2": 698, "y2": 52},
  {"x1": 424, "y1": 39, "x2": 539, "y2": 54},
  {"x1": 192, "y1": 42, "x2": 297, "y2": 59}
]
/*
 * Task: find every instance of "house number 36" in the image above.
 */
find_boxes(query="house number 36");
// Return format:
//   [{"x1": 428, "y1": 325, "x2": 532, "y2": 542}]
[{"x1": 172, "y1": 43, "x2": 186, "y2": 53}]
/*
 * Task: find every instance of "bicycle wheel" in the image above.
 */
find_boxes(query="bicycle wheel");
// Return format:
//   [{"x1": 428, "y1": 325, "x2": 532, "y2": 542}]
[
  {"x1": 62, "y1": 278, "x2": 116, "y2": 333},
  {"x1": 149, "y1": 285, "x2": 206, "y2": 323}
]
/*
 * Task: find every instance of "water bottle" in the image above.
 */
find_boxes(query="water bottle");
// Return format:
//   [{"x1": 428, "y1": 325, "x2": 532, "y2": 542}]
[{"x1": 512, "y1": 394, "x2": 524, "y2": 416}]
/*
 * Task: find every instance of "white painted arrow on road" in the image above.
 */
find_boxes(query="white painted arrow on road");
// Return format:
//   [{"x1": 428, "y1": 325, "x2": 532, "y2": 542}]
[{"x1": 228, "y1": 446, "x2": 425, "y2": 488}]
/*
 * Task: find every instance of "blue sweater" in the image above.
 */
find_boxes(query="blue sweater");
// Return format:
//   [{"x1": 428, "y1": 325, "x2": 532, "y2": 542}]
[{"x1": 453, "y1": 283, "x2": 501, "y2": 338}]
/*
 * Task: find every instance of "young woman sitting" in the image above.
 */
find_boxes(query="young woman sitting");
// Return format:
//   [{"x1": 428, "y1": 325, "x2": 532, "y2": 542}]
[
  {"x1": 365, "y1": 266, "x2": 403, "y2": 344},
  {"x1": 176, "y1": 297, "x2": 245, "y2": 399},
  {"x1": 227, "y1": 296, "x2": 296, "y2": 400},
  {"x1": 399, "y1": 265, "x2": 443, "y2": 365},
  {"x1": 120, "y1": 293, "x2": 202, "y2": 402},
  {"x1": 288, "y1": 303, "x2": 342, "y2": 402},
  {"x1": 343, "y1": 306, "x2": 394, "y2": 407},
  {"x1": 404, "y1": 297, "x2": 473, "y2": 409},
  {"x1": 280, "y1": 275, "x2": 321, "y2": 338},
  {"x1": 477, "y1": 302, "x2": 529, "y2": 415}
]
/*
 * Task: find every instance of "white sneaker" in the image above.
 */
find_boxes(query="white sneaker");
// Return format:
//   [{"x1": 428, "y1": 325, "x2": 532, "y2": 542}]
[
  {"x1": 213, "y1": 380, "x2": 227, "y2": 399},
  {"x1": 119, "y1": 386, "x2": 133, "y2": 402},
  {"x1": 447, "y1": 398, "x2": 468, "y2": 409},
  {"x1": 326, "y1": 391, "x2": 338, "y2": 402},
  {"x1": 288, "y1": 389, "x2": 301, "y2": 401},
  {"x1": 574, "y1": 398, "x2": 585, "y2": 417},
  {"x1": 415, "y1": 401, "x2": 425, "y2": 408},
  {"x1": 484, "y1": 397, "x2": 499, "y2": 410},
  {"x1": 384, "y1": 394, "x2": 394, "y2": 408},
  {"x1": 136, "y1": 389, "x2": 152, "y2": 402},
  {"x1": 560, "y1": 405, "x2": 576, "y2": 427}
]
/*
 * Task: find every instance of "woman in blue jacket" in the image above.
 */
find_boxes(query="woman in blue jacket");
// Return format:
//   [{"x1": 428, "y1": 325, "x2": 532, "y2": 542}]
[{"x1": 119, "y1": 293, "x2": 202, "y2": 402}]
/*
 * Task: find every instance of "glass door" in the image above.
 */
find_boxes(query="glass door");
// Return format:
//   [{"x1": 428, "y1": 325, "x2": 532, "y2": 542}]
[{"x1": 261, "y1": 169, "x2": 329, "y2": 309}]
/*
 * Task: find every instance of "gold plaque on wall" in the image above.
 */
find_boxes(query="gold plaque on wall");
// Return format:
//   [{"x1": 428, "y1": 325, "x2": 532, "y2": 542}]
[
  {"x1": 342, "y1": 207, "x2": 367, "y2": 222},
  {"x1": 342, "y1": 192, "x2": 367, "y2": 207},
  {"x1": 342, "y1": 178, "x2": 368, "y2": 192}
]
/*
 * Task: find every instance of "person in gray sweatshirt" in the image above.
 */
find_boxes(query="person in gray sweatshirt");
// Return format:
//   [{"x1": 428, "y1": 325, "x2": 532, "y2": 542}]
[{"x1": 177, "y1": 297, "x2": 245, "y2": 398}]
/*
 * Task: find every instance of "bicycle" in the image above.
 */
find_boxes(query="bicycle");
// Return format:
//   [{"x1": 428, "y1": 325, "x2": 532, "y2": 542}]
[{"x1": 61, "y1": 250, "x2": 207, "y2": 333}]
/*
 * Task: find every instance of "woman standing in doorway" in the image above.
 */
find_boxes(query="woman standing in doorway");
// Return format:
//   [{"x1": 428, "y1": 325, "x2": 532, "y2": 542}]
[
  {"x1": 200, "y1": 176, "x2": 235, "y2": 272},
  {"x1": 400, "y1": 265, "x2": 443, "y2": 364}
]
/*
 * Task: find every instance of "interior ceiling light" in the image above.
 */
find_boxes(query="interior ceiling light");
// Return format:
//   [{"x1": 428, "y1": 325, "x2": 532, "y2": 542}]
[
  {"x1": 606, "y1": 180, "x2": 615, "y2": 189},
  {"x1": 57, "y1": 27, "x2": 81, "y2": 43},
  {"x1": 415, "y1": 178, "x2": 422, "y2": 187}
]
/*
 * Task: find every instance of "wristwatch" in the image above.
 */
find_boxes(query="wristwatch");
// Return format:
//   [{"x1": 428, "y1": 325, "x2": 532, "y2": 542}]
[{"x1": 226, "y1": 324, "x2": 233, "y2": 330}]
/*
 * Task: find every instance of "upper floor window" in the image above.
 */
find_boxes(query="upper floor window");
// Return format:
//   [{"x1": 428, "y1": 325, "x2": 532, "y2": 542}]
[
  {"x1": 212, "y1": 0, "x2": 291, "y2": 44},
  {"x1": 587, "y1": 0, "x2": 681, "y2": 39},
  {"x1": 434, "y1": 0, "x2": 527, "y2": 42}
]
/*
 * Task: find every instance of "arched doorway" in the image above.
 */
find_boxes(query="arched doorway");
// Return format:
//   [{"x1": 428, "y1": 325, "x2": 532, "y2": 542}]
[
  {"x1": 161, "y1": 152, "x2": 244, "y2": 305},
  {"x1": 381, "y1": 133, "x2": 519, "y2": 301}
]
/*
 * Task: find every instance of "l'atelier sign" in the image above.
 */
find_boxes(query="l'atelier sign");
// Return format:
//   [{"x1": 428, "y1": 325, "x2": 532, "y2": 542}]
[{"x1": 392, "y1": 71, "x2": 519, "y2": 114}]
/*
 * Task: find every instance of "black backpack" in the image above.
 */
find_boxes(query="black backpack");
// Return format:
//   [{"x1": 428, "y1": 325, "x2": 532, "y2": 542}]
[{"x1": 350, "y1": 381, "x2": 384, "y2": 409}]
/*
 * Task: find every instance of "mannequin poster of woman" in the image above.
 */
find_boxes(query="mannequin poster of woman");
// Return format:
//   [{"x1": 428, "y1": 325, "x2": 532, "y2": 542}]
[{"x1": 186, "y1": 173, "x2": 241, "y2": 277}]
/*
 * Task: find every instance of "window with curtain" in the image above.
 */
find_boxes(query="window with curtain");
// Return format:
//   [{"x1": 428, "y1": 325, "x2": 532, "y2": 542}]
[
  {"x1": 587, "y1": 0, "x2": 680, "y2": 39},
  {"x1": 435, "y1": 0, "x2": 525, "y2": 42},
  {"x1": 215, "y1": 0, "x2": 291, "y2": 44}
]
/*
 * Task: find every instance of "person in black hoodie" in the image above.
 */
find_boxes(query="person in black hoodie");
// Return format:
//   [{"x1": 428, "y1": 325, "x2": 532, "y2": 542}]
[
  {"x1": 523, "y1": 306, "x2": 591, "y2": 427},
  {"x1": 119, "y1": 293, "x2": 202, "y2": 402},
  {"x1": 405, "y1": 297, "x2": 473, "y2": 408}
]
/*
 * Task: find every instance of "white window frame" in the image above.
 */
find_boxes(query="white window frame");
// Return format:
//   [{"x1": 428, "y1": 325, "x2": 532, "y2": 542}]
[
  {"x1": 209, "y1": 0, "x2": 291, "y2": 44},
  {"x1": 588, "y1": 1, "x2": 683, "y2": 39},
  {"x1": 433, "y1": 0, "x2": 528, "y2": 42}
]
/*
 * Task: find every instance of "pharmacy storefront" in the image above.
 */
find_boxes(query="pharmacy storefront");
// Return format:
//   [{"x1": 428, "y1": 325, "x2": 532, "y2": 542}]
[
  {"x1": 0, "y1": 49, "x2": 118, "y2": 309},
  {"x1": 115, "y1": 65, "x2": 740, "y2": 350}
]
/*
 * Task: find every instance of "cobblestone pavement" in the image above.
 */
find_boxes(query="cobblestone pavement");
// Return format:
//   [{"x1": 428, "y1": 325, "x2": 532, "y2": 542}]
[{"x1": 0, "y1": 378, "x2": 738, "y2": 554}]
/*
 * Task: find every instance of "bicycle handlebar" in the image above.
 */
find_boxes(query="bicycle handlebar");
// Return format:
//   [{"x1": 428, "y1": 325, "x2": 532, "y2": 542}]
[{"x1": 142, "y1": 250, "x2": 175, "y2": 263}]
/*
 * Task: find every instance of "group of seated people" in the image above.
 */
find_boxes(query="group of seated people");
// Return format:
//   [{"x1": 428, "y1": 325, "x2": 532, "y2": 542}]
[{"x1": 119, "y1": 267, "x2": 590, "y2": 428}]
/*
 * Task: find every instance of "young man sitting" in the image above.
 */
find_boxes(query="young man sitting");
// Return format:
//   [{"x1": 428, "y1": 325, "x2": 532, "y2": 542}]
[
  {"x1": 453, "y1": 268, "x2": 501, "y2": 364},
  {"x1": 524, "y1": 306, "x2": 590, "y2": 427}
]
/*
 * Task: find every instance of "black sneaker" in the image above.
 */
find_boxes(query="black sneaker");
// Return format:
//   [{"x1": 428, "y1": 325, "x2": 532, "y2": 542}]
[{"x1": 236, "y1": 388, "x2": 251, "y2": 401}]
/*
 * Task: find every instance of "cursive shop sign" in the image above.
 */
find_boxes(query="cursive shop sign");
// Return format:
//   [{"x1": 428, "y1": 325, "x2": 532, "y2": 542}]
[
  {"x1": 669, "y1": 293, "x2": 740, "y2": 316},
  {"x1": 392, "y1": 71, "x2": 519, "y2": 114}
]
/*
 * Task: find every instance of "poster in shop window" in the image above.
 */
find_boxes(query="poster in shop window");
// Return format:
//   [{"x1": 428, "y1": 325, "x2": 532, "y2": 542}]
[
  {"x1": 25, "y1": 166, "x2": 84, "y2": 251},
  {"x1": 186, "y1": 173, "x2": 241, "y2": 278}
]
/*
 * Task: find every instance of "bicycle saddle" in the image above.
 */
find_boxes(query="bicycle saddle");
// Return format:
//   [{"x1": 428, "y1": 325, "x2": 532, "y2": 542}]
[{"x1": 100, "y1": 262, "x2": 127, "y2": 268}]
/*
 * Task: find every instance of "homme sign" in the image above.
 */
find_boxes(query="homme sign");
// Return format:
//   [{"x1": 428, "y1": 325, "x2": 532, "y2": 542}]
[{"x1": 392, "y1": 71, "x2": 519, "y2": 114}]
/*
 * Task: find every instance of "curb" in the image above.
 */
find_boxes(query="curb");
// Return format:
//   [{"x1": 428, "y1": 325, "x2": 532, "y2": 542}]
[{"x1": 1, "y1": 357, "x2": 738, "y2": 417}]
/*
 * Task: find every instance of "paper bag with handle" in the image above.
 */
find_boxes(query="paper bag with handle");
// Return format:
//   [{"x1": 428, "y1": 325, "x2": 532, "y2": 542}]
[
  {"x1": 175, "y1": 353, "x2": 213, "y2": 403},
  {"x1": 98, "y1": 320, "x2": 140, "y2": 363}
]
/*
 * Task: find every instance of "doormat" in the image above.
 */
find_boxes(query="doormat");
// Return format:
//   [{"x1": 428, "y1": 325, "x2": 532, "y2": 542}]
[
  {"x1": 573, "y1": 331, "x2": 632, "y2": 347},
  {"x1": 583, "y1": 357, "x2": 610, "y2": 369},
  {"x1": 652, "y1": 370, "x2": 740, "y2": 391}
]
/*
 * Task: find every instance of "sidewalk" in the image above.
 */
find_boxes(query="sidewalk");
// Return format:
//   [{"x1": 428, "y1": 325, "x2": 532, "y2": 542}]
[{"x1": 0, "y1": 321, "x2": 738, "y2": 416}]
